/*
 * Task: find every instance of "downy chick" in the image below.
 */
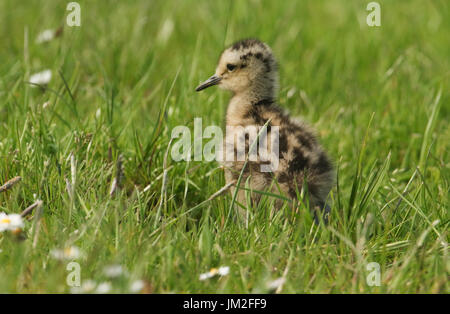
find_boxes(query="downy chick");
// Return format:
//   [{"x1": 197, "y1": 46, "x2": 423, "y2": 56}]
[{"x1": 196, "y1": 39, "x2": 334, "y2": 222}]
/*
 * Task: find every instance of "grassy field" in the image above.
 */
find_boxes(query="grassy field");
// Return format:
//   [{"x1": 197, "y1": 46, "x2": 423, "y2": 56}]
[{"x1": 0, "y1": 0, "x2": 448, "y2": 293}]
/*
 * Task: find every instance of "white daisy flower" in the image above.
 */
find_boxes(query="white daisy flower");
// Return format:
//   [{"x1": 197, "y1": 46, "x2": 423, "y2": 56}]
[
  {"x1": 129, "y1": 280, "x2": 145, "y2": 293},
  {"x1": 0, "y1": 212, "x2": 11, "y2": 232},
  {"x1": 95, "y1": 282, "x2": 112, "y2": 294},
  {"x1": 199, "y1": 266, "x2": 230, "y2": 281},
  {"x1": 50, "y1": 246, "x2": 83, "y2": 260},
  {"x1": 70, "y1": 280, "x2": 97, "y2": 294},
  {"x1": 0, "y1": 212, "x2": 24, "y2": 233},
  {"x1": 35, "y1": 29, "x2": 55, "y2": 44},
  {"x1": 29, "y1": 70, "x2": 52, "y2": 86},
  {"x1": 103, "y1": 264, "x2": 125, "y2": 278},
  {"x1": 218, "y1": 266, "x2": 230, "y2": 276},
  {"x1": 81, "y1": 280, "x2": 97, "y2": 293}
]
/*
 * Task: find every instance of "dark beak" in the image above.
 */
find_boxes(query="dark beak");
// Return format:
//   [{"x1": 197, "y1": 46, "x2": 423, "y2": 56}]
[{"x1": 195, "y1": 75, "x2": 222, "y2": 92}]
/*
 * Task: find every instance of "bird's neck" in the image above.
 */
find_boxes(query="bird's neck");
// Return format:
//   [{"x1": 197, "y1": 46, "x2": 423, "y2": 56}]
[{"x1": 226, "y1": 87, "x2": 275, "y2": 126}]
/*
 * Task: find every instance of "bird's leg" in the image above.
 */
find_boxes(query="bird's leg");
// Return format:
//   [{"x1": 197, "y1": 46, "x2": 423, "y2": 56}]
[{"x1": 312, "y1": 201, "x2": 331, "y2": 225}]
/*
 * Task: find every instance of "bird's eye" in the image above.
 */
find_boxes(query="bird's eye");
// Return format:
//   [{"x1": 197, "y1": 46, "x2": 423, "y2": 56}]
[{"x1": 227, "y1": 64, "x2": 236, "y2": 71}]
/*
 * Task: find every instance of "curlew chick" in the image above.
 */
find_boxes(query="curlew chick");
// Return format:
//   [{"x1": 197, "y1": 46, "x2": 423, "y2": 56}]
[{"x1": 196, "y1": 39, "x2": 334, "y2": 222}]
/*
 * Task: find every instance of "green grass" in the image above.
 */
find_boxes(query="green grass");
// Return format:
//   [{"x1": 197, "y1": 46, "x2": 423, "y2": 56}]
[{"x1": 0, "y1": 0, "x2": 448, "y2": 293}]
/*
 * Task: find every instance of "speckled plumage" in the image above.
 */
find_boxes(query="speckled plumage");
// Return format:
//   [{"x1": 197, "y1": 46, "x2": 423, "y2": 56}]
[{"x1": 196, "y1": 39, "x2": 334, "y2": 221}]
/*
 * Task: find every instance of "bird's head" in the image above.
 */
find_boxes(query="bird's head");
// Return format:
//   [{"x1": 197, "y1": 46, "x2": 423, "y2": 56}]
[{"x1": 196, "y1": 39, "x2": 278, "y2": 98}]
